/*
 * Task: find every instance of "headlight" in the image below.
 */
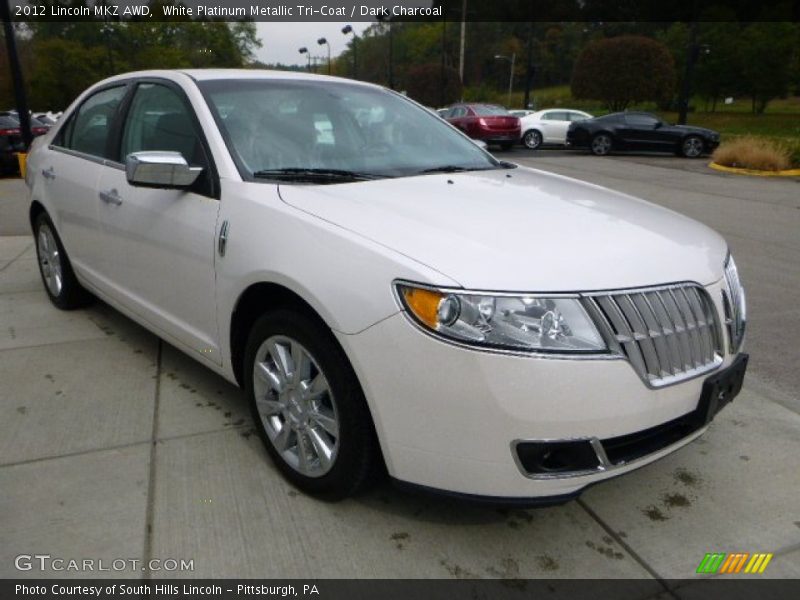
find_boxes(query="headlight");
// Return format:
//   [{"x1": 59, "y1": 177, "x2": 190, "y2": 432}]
[{"x1": 395, "y1": 282, "x2": 607, "y2": 354}]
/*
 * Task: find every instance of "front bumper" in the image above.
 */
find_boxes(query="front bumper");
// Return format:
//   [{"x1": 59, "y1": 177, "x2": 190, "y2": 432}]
[{"x1": 336, "y1": 280, "x2": 743, "y2": 499}]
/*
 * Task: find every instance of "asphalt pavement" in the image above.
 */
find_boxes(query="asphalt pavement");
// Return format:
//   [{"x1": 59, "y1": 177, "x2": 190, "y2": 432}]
[{"x1": 1, "y1": 151, "x2": 798, "y2": 589}]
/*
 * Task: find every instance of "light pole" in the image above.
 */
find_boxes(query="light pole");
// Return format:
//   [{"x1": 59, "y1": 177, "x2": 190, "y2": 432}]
[
  {"x1": 298, "y1": 47, "x2": 311, "y2": 71},
  {"x1": 317, "y1": 37, "x2": 331, "y2": 75},
  {"x1": 341, "y1": 25, "x2": 357, "y2": 79},
  {"x1": 0, "y1": 5, "x2": 32, "y2": 148},
  {"x1": 494, "y1": 53, "x2": 516, "y2": 108}
]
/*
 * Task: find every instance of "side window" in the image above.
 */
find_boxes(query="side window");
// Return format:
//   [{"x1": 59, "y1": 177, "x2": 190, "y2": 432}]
[
  {"x1": 541, "y1": 112, "x2": 556, "y2": 121},
  {"x1": 569, "y1": 112, "x2": 589, "y2": 122},
  {"x1": 63, "y1": 86, "x2": 126, "y2": 158},
  {"x1": 451, "y1": 107, "x2": 466, "y2": 118},
  {"x1": 121, "y1": 83, "x2": 206, "y2": 167},
  {"x1": 625, "y1": 114, "x2": 659, "y2": 128}
]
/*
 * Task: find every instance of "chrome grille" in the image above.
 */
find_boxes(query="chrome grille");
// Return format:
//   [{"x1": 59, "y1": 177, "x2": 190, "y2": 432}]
[
  {"x1": 723, "y1": 255, "x2": 746, "y2": 353},
  {"x1": 584, "y1": 284, "x2": 722, "y2": 387}
]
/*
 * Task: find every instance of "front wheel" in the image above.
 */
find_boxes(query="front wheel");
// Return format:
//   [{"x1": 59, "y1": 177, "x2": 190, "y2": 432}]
[
  {"x1": 590, "y1": 133, "x2": 613, "y2": 156},
  {"x1": 681, "y1": 135, "x2": 705, "y2": 158},
  {"x1": 522, "y1": 129, "x2": 543, "y2": 150},
  {"x1": 244, "y1": 309, "x2": 380, "y2": 500},
  {"x1": 33, "y1": 212, "x2": 92, "y2": 309}
]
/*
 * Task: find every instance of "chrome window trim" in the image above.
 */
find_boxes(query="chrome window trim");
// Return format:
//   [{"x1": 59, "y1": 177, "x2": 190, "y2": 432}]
[{"x1": 49, "y1": 144, "x2": 125, "y2": 170}]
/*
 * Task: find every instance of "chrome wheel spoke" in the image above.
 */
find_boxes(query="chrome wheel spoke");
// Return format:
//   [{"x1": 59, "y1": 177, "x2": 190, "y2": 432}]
[
  {"x1": 303, "y1": 373, "x2": 329, "y2": 400},
  {"x1": 307, "y1": 427, "x2": 334, "y2": 469},
  {"x1": 268, "y1": 341, "x2": 294, "y2": 382},
  {"x1": 296, "y1": 431, "x2": 311, "y2": 471},
  {"x1": 256, "y1": 360, "x2": 285, "y2": 393},
  {"x1": 273, "y1": 423, "x2": 292, "y2": 451},
  {"x1": 291, "y1": 342, "x2": 311, "y2": 384},
  {"x1": 255, "y1": 395, "x2": 284, "y2": 417},
  {"x1": 309, "y1": 409, "x2": 338, "y2": 438}
]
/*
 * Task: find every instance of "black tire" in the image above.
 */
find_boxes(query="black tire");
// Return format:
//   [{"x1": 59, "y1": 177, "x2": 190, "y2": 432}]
[
  {"x1": 33, "y1": 212, "x2": 93, "y2": 310},
  {"x1": 681, "y1": 135, "x2": 705, "y2": 158},
  {"x1": 244, "y1": 309, "x2": 381, "y2": 500},
  {"x1": 522, "y1": 129, "x2": 543, "y2": 150},
  {"x1": 499, "y1": 142, "x2": 514, "y2": 151},
  {"x1": 590, "y1": 133, "x2": 613, "y2": 156}
]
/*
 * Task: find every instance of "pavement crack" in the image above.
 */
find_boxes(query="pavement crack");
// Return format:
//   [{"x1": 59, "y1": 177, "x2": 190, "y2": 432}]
[
  {"x1": 142, "y1": 339, "x2": 162, "y2": 580},
  {"x1": 577, "y1": 498, "x2": 678, "y2": 598}
]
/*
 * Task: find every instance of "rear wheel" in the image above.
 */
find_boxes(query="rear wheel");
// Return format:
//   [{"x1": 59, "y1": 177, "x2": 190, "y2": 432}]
[
  {"x1": 522, "y1": 130, "x2": 542, "y2": 150},
  {"x1": 244, "y1": 309, "x2": 380, "y2": 500},
  {"x1": 681, "y1": 135, "x2": 705, "y2": 158},
  {"x1": 33, "y1": 212, "x2": 92, "y2": 309},
  {"x1": 590, "y1": 133, "x2": 613, "y2": 156}
]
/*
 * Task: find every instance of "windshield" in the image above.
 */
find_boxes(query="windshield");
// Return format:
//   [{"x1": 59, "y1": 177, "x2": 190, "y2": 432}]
[
  {"x1": 472, "y1": 105, "x2": 509, "y2": 116},
  {"x1": 199, "y1": 79, "x2": 501, "y2": 181}
]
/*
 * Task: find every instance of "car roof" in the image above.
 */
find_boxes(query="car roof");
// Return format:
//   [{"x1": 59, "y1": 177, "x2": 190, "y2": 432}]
[{"x1": 94, "y1": 68, "x2": 383, "y2": 91}]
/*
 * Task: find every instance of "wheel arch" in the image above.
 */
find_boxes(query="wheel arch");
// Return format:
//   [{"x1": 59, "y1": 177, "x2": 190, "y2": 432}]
[
  {"x1": 229, "y1": 281, "x2": 337, "y2": 388},
  {"x1": 29, "y1": 200, "x2": 47, "y2": 232}
]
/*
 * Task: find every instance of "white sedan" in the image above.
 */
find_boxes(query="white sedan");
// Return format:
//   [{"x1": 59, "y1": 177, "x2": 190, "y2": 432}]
[
  {"x1": 517, "y1": 108, "x2": 593, "y2": 149},
  {"x1": 26, "y1": 70, "x2": 747, "y2": 503}
]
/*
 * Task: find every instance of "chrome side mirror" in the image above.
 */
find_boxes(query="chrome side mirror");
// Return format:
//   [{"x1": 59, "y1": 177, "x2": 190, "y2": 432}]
[
  {"x1": 125, "y1": 151, "x2": 203, "y2": 188},
  {"x1": 473, "y1": 139, "x2": 489, "y2": 151}
]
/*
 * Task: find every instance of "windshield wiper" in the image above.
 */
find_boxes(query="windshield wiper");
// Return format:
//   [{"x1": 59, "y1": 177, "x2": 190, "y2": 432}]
[
  {"x1": 419, "y1": 162, "x2": 517, "y2": 175},
  {"x1": 419, "y1": 165, "x2": 474, "y2": 174},
  {"x1": 253, "y1": 168, "x2": 381, "y2": 183}
]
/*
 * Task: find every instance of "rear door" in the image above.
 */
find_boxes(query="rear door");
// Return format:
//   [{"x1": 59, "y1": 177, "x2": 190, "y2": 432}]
[
  {"x1": 95, "y1": 80, "x2": 222, "y2": 363},
  {"x1": 44, "y1": 84, "x2": 129, "y2": 280},
  {"x1": 539, "y1": 111, "x2": 571, "y2": 143}
]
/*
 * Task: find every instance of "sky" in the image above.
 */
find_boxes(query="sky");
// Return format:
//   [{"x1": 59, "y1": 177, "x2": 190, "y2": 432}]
[{"x1": 255, "y1": 22, "x2": 373, "y2": 67}]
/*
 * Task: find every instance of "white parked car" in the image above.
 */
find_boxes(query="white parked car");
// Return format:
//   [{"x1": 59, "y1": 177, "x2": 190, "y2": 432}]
[
  {"x1": 26, "y1": 70, "x2": 747, "y2": 503},
  {"x1": 518, "y1": 108, "x2": 593, "y2": 149}
]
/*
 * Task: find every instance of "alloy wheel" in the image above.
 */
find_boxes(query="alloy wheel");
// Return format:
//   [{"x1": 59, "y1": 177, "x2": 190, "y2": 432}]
[
  {"x1": 591, "y1": 134, "x2": 612, "y2": 156},
  {"x1": 683, "y1": 137, "x2": 704, "y2": 158},
  {"x1": 37, "y1": 223, "x2": 63, "y2": 297},
  {"x1": 252, "y1": 335, "x2": 339, "y2": 478},
  {"x1": 523, "y1": 130, "x2": 542, "y2": 149}
]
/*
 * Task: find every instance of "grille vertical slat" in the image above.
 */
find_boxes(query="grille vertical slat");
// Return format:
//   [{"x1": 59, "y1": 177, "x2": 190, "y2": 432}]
[
  {"x1": 594, "y1": 295, "x2": 649, "y2": 379},
  {"x1": 588, "y1": 283, "x2": 722, "y2": 387},
  {"x1": 632, "y1": 293, "x2": 673, "y2": 377},
  {"x1": 663, "y1": 290, "x2": 693, "y2": 370},
  {"x1": 674, "y1": 288, "x2": 701, "y2": 367},
  {"x1": 685, "y1": 286, "x2": 714, "y2": 364},
  {"x1": 615, "y1": 295, "x2": 662, "y2": 378}
]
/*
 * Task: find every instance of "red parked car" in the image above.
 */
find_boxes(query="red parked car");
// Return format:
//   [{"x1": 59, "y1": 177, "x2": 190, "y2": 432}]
[
  {"x1": 0, "y1": 112, "x2": 50, "y2": 175},
  {"x1": 443, "y1": 103, "x2": 521, "y2": 150}
]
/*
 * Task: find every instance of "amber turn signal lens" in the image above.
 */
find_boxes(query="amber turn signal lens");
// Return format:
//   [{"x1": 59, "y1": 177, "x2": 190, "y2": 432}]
[{"x1": 401, "y1": 287, "x2": 443, "y2": 329}]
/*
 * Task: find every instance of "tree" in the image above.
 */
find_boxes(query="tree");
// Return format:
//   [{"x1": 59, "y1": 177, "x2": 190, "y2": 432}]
[
  {"x1": 738, "y1": 22, "x2": 796, "y2": 114},
  {"x1": 571, "y1": 35, "x2": 676, "y2": 111},
  {"x1": 405, "y1": 63, "x2": 462, "y2": 107}
]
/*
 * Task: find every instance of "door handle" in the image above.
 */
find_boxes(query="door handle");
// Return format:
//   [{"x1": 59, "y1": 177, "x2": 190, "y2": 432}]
[
  {"x1": 98, "y1": 188, "x2": 122, "y2": 206},
  {"x1": 41, "y1": 167, "x2": 55, "y2": 180}
]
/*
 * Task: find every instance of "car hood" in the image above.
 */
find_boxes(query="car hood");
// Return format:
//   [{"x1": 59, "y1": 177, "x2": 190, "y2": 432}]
[{"x1": 278, "y1": 167, "x2": 728, "y2": 291}]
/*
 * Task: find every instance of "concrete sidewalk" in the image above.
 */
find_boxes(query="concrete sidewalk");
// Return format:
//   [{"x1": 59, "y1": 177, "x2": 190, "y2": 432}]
[{"x1": 1, "y1": 165, "x2": 799, "y2": 590}]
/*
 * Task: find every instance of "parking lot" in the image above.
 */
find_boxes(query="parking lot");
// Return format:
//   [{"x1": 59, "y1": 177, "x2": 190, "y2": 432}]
[{"x1": 1, "y1": 151, "x2": 799, "y2": 590}]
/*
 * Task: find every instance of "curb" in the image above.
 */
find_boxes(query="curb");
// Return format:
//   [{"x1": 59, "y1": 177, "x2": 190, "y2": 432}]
[{"x1": 708, "y1": 162, "x2": 800, "y2": 178}]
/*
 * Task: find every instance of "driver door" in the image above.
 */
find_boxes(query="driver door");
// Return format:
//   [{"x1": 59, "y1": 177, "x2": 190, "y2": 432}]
[{"x1": 95, "y1": 81, "x2": 222, "y2": 364}]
